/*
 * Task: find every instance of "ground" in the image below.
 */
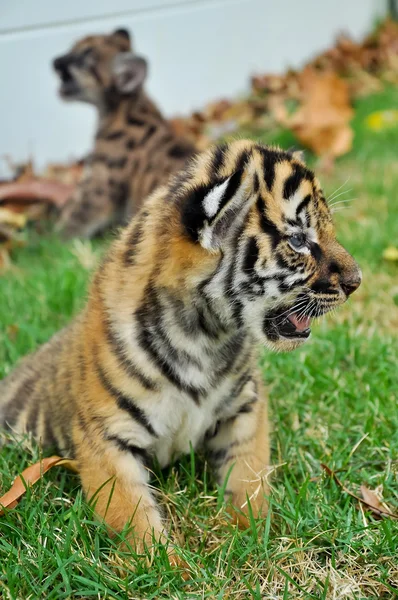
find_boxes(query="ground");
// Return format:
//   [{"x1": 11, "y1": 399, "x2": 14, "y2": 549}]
[{"x1": 0, "y1": 87, "x2": 397, "y2": 599}]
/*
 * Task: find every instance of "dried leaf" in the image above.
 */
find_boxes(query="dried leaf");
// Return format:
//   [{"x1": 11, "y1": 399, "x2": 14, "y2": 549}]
[
  {"x1": 282, "y1": 69, "x2": 353, "y2": 159},
  {"x1": 321, "y1": 464, "x2": 398, "y2": 519},
  {"x1": 0, "y1": 180, "x2": 73, "y2": 208},
  {"x1": 0, "y1": 456, "x2": 78, "y2": 515},
  {"x1": 170, "y1": 18, "x2": 397, "y2": 155},
  {"x1": 360, "y1": 485, "x2": 393, "y2": 518}
]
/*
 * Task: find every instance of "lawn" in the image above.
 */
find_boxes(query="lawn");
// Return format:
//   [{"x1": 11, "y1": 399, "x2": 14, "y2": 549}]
[{"x1": 0, "y1": 87, "x2": 397, "y2": 599}]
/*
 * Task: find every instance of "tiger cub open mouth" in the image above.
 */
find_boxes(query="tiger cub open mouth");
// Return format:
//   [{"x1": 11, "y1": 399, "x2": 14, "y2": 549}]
[{"x1": 279, "y1": 313, "x2": 312, "y2": 339}]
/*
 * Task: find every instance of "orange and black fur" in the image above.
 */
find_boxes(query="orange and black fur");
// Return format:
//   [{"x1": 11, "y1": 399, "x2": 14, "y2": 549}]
[
  {"x1": 0, "y1": 140, "x2": 361, "y2": 554},
  {"x1": 53, "y1": 28, "x2": 195, "y2": 238}
]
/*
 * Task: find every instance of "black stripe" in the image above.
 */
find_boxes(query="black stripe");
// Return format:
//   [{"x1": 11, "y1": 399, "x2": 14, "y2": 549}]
[
  {"x1": 3, "y1": 370, "x2": 41, "y2": 428},
  {"x1": 196, "y1": 303, "x2": 221, "y2": 338},
  {"x1": 296, "y1": 194, "x2": 312, "y2": 218},
  {"x1": 208, "y1": 447, "x2": 228, "y2": 465},
  {"x1": 253, "y1": 172, "x2": 260, "y2": 194},
  {"x1": 214, "y1": 332, "x2": 246, "y2": 380},
  {"x1": 242, "y1": 236, "x2": 259, "y2": 275},
  {"x1": 95, "y1": 359, "x2": 157, "y2": 437},
  {"x1": 196, "y1": 278, "x2": 229, "y2": 338},
  {"x1": 42, "y1": 416, "x2": 58, "y2": 450},
  {"x1": 205, "y1": 420, "x2": 220, "y2": 441},
  {"x1": 107, "y1": 156, "x2": 127, "y2": 169},
  {"x1": 256, "y1": 196, "x2": 281, "y2": 248},
  {"x1": 106, "y1": 434, "x2": 151, "y2": 466},
  {"x1": 136, "y1": 286, "x2": 202, "y2": 403},
  {"x1": 215, "y1": 369, "x2": 252, "y2": 417},
  {"x1": 109, "y1": 181, "x2": 129, "y2": 207},
  {"x1": 283, "y1": 165, "x2": 302, "y2": 199},
  {"x1": 76, "y1": 409, "x2": 89, "y2": 435},
  {"x1": 88, "y1": 153, "x2": 108, "y2": 164},
  {"x1": 162, "y1": 290, "x2": 221, "y2": 340},
  {"x1": 126, "y1": 138, "x2": 136, "y2": 150},
  {"x1": 139, "y1": 124, "x2": 157, "y2": 146},
  {"x1": 223, "y1": 222, "x2": 246, "y2": 328},
  {"x1": 90, "y1": 64, "x2": 103, "y2": 85},
  {"x1": 234, "y1": 149, "x2": 251, "y2": 174},
  {"x1": 105, "y1": 130, "x2": 125, "y2": 141},
  {"x1": 232, "y1": 344, "x2": 252, "y2": 375},
  {"x1": 25, "y1": 390, "x2": 41, "y2": 437},
  {"x1": 238, "y1": 396, "x2": 257, "y2": 414},
  {"x1": 310, "y1": 279, "x2": 337, "y2": 294},
  {"x1": 208, "y1": 143, "x2": 227, "y2": 177},
  {"x1": 238, "y1": 404, "x2": 253, "y2": 414},
  {"x1": 137, "y1": 323, "x2": 200, "y2": 404},
  {"x1": 103, "y1": 85, "x2": 120, "y2": 113},
  {"x1": 260, "y1": 148, "x2": 283, "y2": 191},
  {"x1": 231, "y1": 371, "x2": 252, "y2": 402},
  {"x1": 103, "y1": 319, "x2": 157, "y2": 391},
  {"x1": 123, "y1": 210, "x2": 148, "y2": 266},
  {"x1": 310, "y1": 242, "x2": 323, "y2": 261},
  {"x1": 181, "y1": 183, "x2": 208, "y2": 242},
  {"x1": 278, "y1": 271, "x2": 313, "y2": 293},
  {"x1": 275, "y1": 250, "x2": 293, "y2": 270},
  {"x1": 156, "y1": 132, "x2": 173, "y2": 146},
  {"x1": 127, "y1": 115, "x2": 146, "y2": 127}
]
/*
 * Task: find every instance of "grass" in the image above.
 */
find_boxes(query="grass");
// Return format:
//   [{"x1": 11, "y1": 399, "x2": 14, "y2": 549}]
[{"x1": 1, "y1": 87, "x2": 398, "y2": 599}]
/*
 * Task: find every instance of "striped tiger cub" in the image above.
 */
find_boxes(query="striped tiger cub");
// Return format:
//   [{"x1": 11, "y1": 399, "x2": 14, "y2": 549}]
[
  {"x1": 53, "y1": 28, "x2": 195, "y2": 238},
  {"x1": 0, "y1": 140, "x2": 361, "y2": 554}
]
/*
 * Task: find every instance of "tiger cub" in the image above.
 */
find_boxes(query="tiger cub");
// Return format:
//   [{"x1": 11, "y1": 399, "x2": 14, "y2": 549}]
[
  {"x1": 53, "y1": 28, "x2": 195, "y2": 238},
  {"x1": 0, "y1": 140, "x2": 361, "y2": 554}
]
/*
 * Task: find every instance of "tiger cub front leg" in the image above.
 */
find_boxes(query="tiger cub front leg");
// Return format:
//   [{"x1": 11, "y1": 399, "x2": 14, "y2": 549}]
[
  {"x1": 207, "y1": 376, "x2": 270, "y2": 528},
  {"x1": 76, "y1": 435, "x2": 164, "y2": 554}
]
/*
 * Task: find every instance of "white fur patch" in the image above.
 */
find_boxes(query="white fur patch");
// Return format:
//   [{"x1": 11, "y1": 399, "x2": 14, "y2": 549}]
[{"x1": 203, "y1": 177, "x2": 230, "y2": 218}]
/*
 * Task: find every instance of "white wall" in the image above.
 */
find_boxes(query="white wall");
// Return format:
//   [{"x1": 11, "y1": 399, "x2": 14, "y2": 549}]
[{"x1": 0, "y1": 0, "x2": 386, "y2": 175}]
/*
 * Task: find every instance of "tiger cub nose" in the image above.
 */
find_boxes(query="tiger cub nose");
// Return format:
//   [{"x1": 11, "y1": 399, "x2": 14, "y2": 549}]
[
  {"x1": 341, "y1": 269, "x2": 362, "y2": 297},
  {"x1": 53, "y1": 55, "x2": 70, "y2": 71}
]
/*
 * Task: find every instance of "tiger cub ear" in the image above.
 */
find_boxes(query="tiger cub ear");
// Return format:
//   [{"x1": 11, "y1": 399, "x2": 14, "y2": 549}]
[{"x1": 182, "y1": 169, "x2": 256, "y2": 251}]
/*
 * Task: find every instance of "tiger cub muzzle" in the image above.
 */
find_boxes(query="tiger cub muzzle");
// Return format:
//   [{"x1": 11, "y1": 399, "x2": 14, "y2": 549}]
[
  {"x1": 264, "y1": 244, "x2": 361, "y2": 343},
  {"x1": 53, "y1": 53, "x2": 82, "y2": 99}
]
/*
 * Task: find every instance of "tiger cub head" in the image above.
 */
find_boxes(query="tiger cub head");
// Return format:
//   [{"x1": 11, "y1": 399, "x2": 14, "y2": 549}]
[
  {"x1": 52, "y1": 28, "x2": 147, "y2": 107},
  {"x1": 177, "y1": 139, "x2": 361, "y2": 351}
]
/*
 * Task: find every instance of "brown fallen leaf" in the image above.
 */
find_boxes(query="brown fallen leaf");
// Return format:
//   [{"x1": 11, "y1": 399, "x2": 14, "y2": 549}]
[
  {"x1": 0, "y1": 179, "x2": 73, "y2": 209},
  {"x1": 0, "y1": 455, "x2": 78, "y2": 515},
  {"x1": 321, "y1": 464, "x2": 398, "y2": 519},
  {"x1": 169, "y1": 17, "x2": 397, "y2": 159},
  {"x1": 281, "y1": 68, "x2": 354, "y2": 161},
  {"x1": 360, "y1": 485, "x2": 394, "y2": 518}
]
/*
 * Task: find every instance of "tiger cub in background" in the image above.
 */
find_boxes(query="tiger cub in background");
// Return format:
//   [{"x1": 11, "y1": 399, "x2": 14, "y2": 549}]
[
  {"x1": 0, "y1": 140, "x2": 361, "y2": 554},
  {"x1": 53, "y1": 28, "x2": 195, "y2": 238}
]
